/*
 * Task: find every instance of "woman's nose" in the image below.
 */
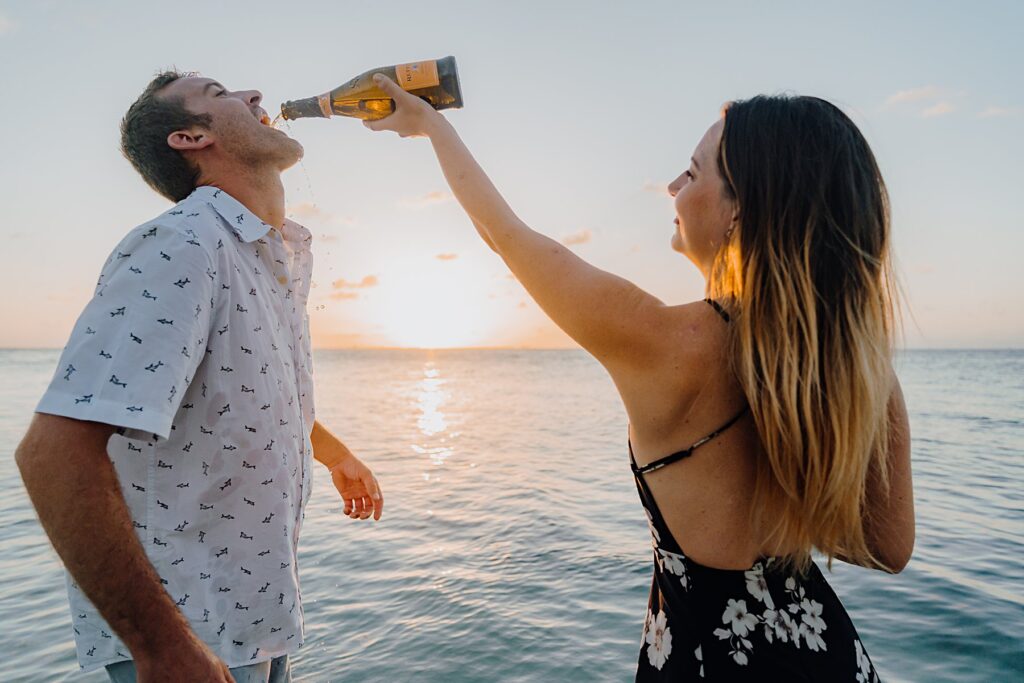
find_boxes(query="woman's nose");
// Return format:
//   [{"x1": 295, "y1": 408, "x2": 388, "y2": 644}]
[{"x1": 667, "y1": 176, "x2": 683, "y2": 197}]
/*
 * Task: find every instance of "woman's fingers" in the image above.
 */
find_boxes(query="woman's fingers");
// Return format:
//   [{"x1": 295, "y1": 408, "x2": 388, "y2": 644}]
[
  {"x1": 373, "y1": 73, "x2": 409, "y2": 99},
  {"x1": 363, "y1": 73, "x2": 434, "y2": 137}
]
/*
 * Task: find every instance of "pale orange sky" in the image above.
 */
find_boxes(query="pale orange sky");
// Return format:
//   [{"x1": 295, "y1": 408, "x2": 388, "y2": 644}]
[{"x1": 1, "y1": 1, "x2": 1021, "y2": 349}]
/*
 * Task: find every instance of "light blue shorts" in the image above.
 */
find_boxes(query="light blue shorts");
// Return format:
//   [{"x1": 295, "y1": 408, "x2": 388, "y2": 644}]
[{"x1": 106, "y1": 654, "x2": 291, "y2": 683}]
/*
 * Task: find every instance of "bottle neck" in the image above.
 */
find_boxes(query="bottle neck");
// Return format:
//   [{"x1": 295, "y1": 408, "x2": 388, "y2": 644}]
[{"x1": 281, "y1": 94, "x2": 330, "y2": 120}]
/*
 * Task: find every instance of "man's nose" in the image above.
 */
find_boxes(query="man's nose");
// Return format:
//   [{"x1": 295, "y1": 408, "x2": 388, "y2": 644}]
[{"x1": 237, "y1": 90, "x2": 263, "y2": 107}]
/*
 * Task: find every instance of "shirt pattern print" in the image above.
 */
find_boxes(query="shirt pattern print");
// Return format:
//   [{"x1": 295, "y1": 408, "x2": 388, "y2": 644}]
[{"x1": 36, "y1": 186, "x2": 316, "y2": 672}]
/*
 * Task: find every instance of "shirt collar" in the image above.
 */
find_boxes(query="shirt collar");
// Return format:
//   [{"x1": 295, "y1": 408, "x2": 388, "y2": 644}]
[{"x1": 187, "y1": 185, "x2": 275, "y2": 243}]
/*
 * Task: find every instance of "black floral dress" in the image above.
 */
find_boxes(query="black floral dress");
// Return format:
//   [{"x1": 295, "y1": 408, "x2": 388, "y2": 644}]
[{"x1": 630, "y1": 434, "x2": 882, "y2": 682}]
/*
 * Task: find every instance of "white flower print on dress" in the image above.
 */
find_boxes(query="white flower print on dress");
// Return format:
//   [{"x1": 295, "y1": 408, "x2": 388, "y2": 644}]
[
  {"x1": 695, "y1": 644, "x2": 704, "y2": 678},
  {"x1": 643, "y1": 506, "x2": 661, "y2": 547},
  {"x1": 744, "y1": 562, "x2": 775, "y2": 609},
  {"x1": 714, "y1": 599, "x2": 757, "y2": 665},
  {"x1": 657, "y1": 549, "x2": 689, "y2": 589},
  {"x1": 761, "y1": 608, "x2": 794, "y2": 644},
  {"x1": 854, "y1": 639, "x2": 879, "y2": 682},
  {"x1": 723, "y1": 599, "x2": 758, "y2": 638},
  {"x1": 645, "y1": 609, "x2": 673, "y2": 670},
  {"x1": 799, "y1": 598, "x2": 828, "y2": 652}
]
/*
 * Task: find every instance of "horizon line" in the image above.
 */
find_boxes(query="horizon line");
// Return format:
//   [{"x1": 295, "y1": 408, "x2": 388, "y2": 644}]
[{"x1": 1, "y1": 345, "x2": 1022, "y2": 352}]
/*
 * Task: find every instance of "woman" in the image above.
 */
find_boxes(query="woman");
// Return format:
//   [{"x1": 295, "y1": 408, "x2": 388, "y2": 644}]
[{"x1": 365, "y1": 74, "x2": 914, "y2": 680}]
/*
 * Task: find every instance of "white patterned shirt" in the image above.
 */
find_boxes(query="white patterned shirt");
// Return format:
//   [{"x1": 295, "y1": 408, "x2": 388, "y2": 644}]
[{"x1": 36, "y1": 186, "x2": 316, "y2": 672}]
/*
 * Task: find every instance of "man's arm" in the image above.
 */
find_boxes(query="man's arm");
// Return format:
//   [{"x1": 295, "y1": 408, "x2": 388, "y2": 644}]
[
  {"x1": 15, "y1": 414, "x2": 231, "y2": 681},
  {"x1": 311, "y1": 420, "x2": 383, "y2": 521}
]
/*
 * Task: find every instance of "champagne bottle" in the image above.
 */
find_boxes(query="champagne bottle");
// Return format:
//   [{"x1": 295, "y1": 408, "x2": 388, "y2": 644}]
[{"x1": 280, "y1": 56, "x2": 463, "y2": 122}]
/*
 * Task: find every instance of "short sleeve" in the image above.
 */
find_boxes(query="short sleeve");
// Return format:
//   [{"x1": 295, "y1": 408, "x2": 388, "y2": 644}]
[{"x1": 36, "y1": 223, "x2": 217, "y2": 438}]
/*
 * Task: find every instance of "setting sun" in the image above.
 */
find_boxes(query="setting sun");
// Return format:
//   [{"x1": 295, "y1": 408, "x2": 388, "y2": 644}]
[{"x1": 362, "y1": 260, "x2": 505, "y2": 348}]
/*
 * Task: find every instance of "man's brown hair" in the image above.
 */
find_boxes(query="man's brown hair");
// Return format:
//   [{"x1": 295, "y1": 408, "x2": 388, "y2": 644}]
[{"x1": 120, "y1": 70, "x2": 212, "y2": 202}]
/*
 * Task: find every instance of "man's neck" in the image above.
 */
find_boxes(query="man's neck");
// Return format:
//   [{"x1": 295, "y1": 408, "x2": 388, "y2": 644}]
[{"x1": 202, "y1": 170, "x2": 286, "y2": 230}]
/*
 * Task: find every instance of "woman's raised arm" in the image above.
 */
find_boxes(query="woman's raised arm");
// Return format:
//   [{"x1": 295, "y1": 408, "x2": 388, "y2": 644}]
[{"x1": 365, "y1": 74, "x2": 670, "y2": 368}]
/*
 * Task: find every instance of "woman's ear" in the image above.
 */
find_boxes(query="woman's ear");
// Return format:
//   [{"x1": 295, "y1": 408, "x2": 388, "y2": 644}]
[
  {"x1": 167, "y1": 128, "x2": 214, "y2": 152},
  {"x1": 725, "y1": 213, "x2": 740, "y2": 240}
]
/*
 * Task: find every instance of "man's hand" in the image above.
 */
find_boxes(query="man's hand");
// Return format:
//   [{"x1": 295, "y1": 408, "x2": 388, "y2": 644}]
[
  {"x1": 330, "y1": 452, "x2": 384, "y2": 521},
  {"x1": 310, "y1": 421, "x2": 383, "y2": 521},
  {"x1": 16, "y1": 414, "x2": 230, "y2": 676}
]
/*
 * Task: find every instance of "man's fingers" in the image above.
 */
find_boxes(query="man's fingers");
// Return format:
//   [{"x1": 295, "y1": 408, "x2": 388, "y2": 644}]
[
  {"x1": 373, "y1": 490, "x2": 384, "y2": 521},
  {"x1": 345, "y1": 498, "x2": 358, "y2": 517},
  {"x1": 369, "y1": 477, "x2": 383, "y2": 521},
  {"x1": 362, "y1": 473, "x2": 381, "y2": 501}
]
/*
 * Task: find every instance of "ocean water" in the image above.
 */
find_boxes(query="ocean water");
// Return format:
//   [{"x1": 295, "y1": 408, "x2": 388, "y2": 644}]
[{"x1": 1, "y1": 349, "x2": 1021, "y2": 682}]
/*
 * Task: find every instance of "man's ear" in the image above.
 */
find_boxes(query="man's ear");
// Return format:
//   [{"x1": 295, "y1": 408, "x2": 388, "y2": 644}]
[{"x1": 167, "y1": 128, "x2": 214, "y2": 152}]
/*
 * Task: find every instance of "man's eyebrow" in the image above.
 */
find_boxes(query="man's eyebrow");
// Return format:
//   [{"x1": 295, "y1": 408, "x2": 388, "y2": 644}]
[{"x1": 691, "y1": 156, "x2": 700, "y2": 171}]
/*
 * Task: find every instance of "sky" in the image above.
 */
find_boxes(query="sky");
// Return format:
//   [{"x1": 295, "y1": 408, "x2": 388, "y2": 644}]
[{"x1": 0, "y1": 0, "x2": 1021, "y2": 349}]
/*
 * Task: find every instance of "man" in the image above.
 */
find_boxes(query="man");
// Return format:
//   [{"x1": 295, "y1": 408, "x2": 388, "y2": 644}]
[{"x1": 14, "y1": 71, "x2": 383, "y2": 683}]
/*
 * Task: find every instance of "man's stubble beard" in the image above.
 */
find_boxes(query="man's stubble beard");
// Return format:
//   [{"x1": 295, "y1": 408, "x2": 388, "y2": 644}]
[{"x1": 224, "y1": 121, "x2": 303, "y2": 174}]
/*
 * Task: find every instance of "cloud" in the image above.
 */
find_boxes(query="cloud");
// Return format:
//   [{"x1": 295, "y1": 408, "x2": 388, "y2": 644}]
[
  {"x1": 561, "y1": 229, "x2": 592, "y2": 246},
  {"x1": 286, "y1": 202, "x2": 354, "y2": 227},
  {"x1": 435, "y1": 253, "x2": 458, "y2": 261},
  {"x1": 643, "y1": 181, "x2": 669, "y2": 194},
  {"x1": 882, "y1": 86, "x2": 966, "y2": 118},
  {"x1": 978, "y1": 106, "x2": 1022, "y2": 119},
  {"x1": 288, "y1": 202, "x2": 327, "y2": 220},
  {"x1": 329, "y1": 291, "x2": 360, "y2": 301},
  {"x1": 921, "y1": 102, "x2": 954, "y2": 118},
  {"x1": 884, "y1": 86, "x2": 943, "y2": 107},
  {"x1": 0, "y1": 13, "x2": 14, "y2": 34},
  {"x1": 332, "y1": 275, "x2": 378, "y2": 289},
  {"x1": 401, "y1": 191, "x2": 452, "y2": 207}
]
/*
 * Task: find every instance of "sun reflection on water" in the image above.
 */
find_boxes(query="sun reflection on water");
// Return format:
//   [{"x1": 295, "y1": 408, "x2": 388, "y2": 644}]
[{"x1": 413, "y1": 362, "x2": 455, "y2": 465}]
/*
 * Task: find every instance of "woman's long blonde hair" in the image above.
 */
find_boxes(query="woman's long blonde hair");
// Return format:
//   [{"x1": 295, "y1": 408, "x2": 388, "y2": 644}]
[{"x1": 709, "y1": 96, "x2": 899, "y2": 572}]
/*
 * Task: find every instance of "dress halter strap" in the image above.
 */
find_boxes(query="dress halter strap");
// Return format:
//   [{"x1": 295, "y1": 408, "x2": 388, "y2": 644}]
[
  {"x1": 703, "y1": 298, "x2": 731, "y2": 322},
  {"x1": 630, "y1": 406, "x2": 749, "y2": 475}
]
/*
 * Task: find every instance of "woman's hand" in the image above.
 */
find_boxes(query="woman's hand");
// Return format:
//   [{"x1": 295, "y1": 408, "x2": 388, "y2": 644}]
[{"x1": 363, "y1": 73, "x2": 448, "y2": 138}]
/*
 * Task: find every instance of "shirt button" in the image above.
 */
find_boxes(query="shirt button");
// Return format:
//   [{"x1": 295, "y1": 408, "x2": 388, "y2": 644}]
[{"x1": 277, "y1": 275, "x2": 288, "y2": 285}]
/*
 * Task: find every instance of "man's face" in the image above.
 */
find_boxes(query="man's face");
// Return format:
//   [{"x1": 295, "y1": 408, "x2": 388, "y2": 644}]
[{"x1": 161, "y1": 76, "x2": 303, "y2": 172}]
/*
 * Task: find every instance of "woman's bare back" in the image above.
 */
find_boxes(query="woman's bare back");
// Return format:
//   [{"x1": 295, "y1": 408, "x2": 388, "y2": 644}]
[{"x1": 615, "y1": 299, "x2": 786, "y2": 569}]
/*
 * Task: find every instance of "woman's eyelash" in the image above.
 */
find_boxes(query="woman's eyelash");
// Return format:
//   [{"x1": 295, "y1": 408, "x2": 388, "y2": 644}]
[{"x1": 684, "y1": 170, "x2": 694, "y2": 179}]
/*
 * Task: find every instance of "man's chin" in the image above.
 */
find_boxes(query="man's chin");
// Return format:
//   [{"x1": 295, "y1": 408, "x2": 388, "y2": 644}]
[{"x1": 278, "y1": 142, "x2": 305, "y2": 171}]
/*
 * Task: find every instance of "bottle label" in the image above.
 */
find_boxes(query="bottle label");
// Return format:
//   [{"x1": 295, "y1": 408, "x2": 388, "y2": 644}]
[
  {"x1": 317, "y1": 92, "x2": 333, "y2": 118},
  {"x1": 395, "y1": 61, "x2": 439, "y2": 90}
]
